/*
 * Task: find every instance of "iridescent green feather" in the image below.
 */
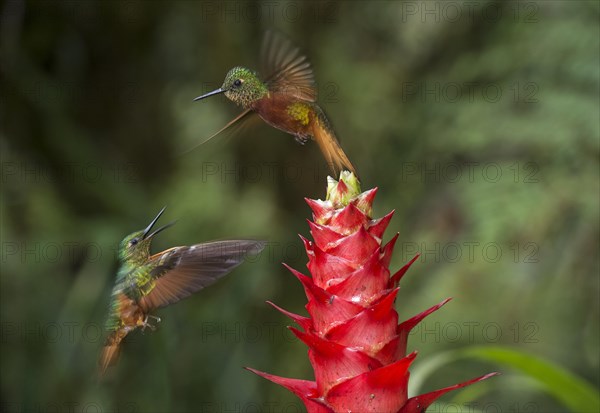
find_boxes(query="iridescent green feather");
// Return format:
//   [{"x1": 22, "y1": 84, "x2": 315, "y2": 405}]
[
  {"x1": 222, "y1": 67, "x2": 269, "y2": 109},
  {"x1": 104, "y1": 231, "x2": 158, "y2": 331},
  {"x1": 104, "y1": 261, "x2": 161, "y2": 331}
]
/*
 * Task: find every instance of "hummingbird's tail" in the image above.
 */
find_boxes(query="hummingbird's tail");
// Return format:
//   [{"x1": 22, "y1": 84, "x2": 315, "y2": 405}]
[
  {"x1": 312, "y1": 111, "x2": 357, "y2": 177},
  {"x1": 98, "y1": 329, "x2": 126, "y2": 378}
]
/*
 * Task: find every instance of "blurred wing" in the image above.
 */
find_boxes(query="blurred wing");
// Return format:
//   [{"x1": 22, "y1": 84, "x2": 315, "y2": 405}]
[
  {"x1": 179, "y1": 109, "x2": 259, "y2": 155},
  {"x1": 138, "y1": 240, "x2": 265, "y2": 312},
  {"x1": 261, "y1": 30, "x2": 316, "y2": 102}
]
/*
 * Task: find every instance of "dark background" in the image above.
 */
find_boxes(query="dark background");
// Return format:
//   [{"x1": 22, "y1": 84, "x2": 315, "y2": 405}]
[{"x1": 1, "y1": 1, "x2": 598, "y2": 412}]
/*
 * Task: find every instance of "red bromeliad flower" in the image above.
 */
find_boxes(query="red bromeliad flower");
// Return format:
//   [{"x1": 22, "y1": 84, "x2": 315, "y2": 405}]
[{"x1": 248, "y1": 172, "x2": 497, "y2": 412}]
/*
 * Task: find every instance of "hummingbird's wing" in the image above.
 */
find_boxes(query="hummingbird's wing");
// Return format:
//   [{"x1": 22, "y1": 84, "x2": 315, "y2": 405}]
[
  {"x1": 179, "y1": 108, "x2": 261, "y2": 155},
  {"x1": 261, "y1": 30, "x2": 316, "y2": 102},
  {"x1": 137, "y1": 240, "x2": 264, "y2": 312}
]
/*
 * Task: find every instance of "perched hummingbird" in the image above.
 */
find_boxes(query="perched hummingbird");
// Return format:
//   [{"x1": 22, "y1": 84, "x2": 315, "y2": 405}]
[
  {"x1": 99, "y1": 207, "x2": 264, "y2": 376},
  {"x1": 193, "y1": 31, "x2": 357, "y2": 176}
]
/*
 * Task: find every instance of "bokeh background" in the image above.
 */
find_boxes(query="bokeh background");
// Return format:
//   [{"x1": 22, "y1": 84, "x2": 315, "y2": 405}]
[{"x1": 1, "y1": 1, "x2": 598, "y2": 412}]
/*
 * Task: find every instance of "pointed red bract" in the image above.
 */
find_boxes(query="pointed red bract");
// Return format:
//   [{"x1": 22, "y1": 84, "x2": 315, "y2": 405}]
[
  {"x1": 291, "y1": 327, "x2": 382, "y2": 394},
  {"x1": 267, "y1": 301, "x2": 312, "y2": 332},
  {"x1": 380, "y1": 233, "x2": 400, "y2": 268},
  {"x1": 308, "y1": 220, "x2": 343, "y2": 250},
  {"x1": 330, "y1": 225, "x2": 378, "y2": 259},
  {"x1": 395, "y1": 298, "x2": 453, "y2": 357},
  {"x1": 325, "y1": 289, "x2": 399, "y2": 354},
  {"x1": 329, "y1": 203, "x2": 368, "y2": 234},
  {"x1": 245, "y1": 368, "x2": 331, "y2": 413},
  {"x1": 326, "y1": 352, "x2": 416, "y2": 413},
  {"x1": 308, "y1": 245, "x2": 357, "y2": 288},
  {"x1": 250, "y1": 173, "x2": 496, "y2": 412},
  {"x1": 368, "y1": 210, "x2": 395, "y2": 240},
  {"x1": 399, "y1": 373, "x2": 500, "y2": 413},
  {"x1": 305, "y1": 198, "x2": 330, "y2": 223},
  {"x1": 390, "y1": 254, "x2": 420, "y2": 288},
  {"x1": 327, "y1": 249, "x2": 389, "y2": 304}
]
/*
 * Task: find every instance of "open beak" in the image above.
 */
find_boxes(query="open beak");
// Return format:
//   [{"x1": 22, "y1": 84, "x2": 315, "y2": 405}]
[
  {"x1": 193, "y1": 87, "x2": 226, "y2": 101},
  {"x1": 142, "y1": 207, "x2": 176, "y2": 239}
]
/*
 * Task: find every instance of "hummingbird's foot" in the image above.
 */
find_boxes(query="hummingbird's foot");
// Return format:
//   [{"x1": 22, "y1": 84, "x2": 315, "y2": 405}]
[
  {"x1": 147, "y1": 315, "x2": 161, "y2": 324},
  {"x1": 140, "y1": 323, "x2": 153, "y2": 333},
  {"x1": 140, "y1": 321, "x2": 155, "y2": 333},
  {"x1": 294, "y1": 134, "x2": 309, "y2": 145},
  {"x1": 140, "y1": 315, "x2": 160, "y2": 332}
]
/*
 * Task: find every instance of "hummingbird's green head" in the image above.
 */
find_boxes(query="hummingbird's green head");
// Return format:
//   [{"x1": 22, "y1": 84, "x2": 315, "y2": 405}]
[
  {"x1": 222, "y1": 66, "x2": 268, "y2": 107},
  {"x1": 194, "y1": 66, "x2": 268, "y2": 109},
  {"x1": 118, "y1": 207, "x2": 174, "y2": 265}
]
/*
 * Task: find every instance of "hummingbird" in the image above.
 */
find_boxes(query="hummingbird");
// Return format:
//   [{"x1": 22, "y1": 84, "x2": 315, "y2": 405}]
[
  {"x1": 193, "y1": 31, "x2": 357, "y2": 176},
  {"x1": 99, "y1": 207, "x2": 264, "y2": 376}
]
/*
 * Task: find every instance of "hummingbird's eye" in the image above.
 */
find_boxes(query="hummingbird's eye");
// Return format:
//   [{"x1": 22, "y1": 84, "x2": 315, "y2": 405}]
[
  {"x1": 233, "y1": 79, "x2": 242, "y2": 88},
  {"x1": 130, "y1": 238, "x2": 138, "y2": 246}
]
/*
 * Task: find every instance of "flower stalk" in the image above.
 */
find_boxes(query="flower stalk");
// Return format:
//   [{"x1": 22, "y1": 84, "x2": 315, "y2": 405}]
[{"x1": 248, "y1": 172, "x2": 496, "y2": 412}]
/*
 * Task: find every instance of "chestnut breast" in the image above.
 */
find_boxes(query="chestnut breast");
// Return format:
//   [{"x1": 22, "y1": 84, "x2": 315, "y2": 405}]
[{"x1": 252, "y1": 93, "x2": 315, "y2": 137}]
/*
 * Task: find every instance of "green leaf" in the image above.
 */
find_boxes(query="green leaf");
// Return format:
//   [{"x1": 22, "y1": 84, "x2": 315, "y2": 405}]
[
  {"x1": 409, "y1": 345, "x2": 600, "y2": 413},
  {"x1": 463, "y1": 346, "x2": 600, "y2": 413}
]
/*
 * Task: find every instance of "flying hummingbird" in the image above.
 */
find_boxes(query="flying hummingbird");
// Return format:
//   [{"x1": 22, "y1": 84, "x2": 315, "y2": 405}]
[
  {"x1": 193, "y1": 31, "x2": 357, "y2": 176},
  {"x1": 99, "y1": 207, "x2": 264, "y2": 376}
]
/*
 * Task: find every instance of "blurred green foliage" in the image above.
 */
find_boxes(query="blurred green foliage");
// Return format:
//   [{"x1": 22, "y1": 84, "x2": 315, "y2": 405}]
[{"x1": 1, "y1": 1, "x2": 598, "y2": 412}]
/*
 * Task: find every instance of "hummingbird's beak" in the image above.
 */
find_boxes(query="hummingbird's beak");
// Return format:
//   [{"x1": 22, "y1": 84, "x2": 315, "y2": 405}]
[
  {"x1": 142, "y1": 206, "x2": 169, "y2": 239},
  {"x1": 193, "y1": 88, "x2": 225, "y2": 101},
  {"x1": 145, "y1": 221, "x2": 176, "y2": 239}
]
